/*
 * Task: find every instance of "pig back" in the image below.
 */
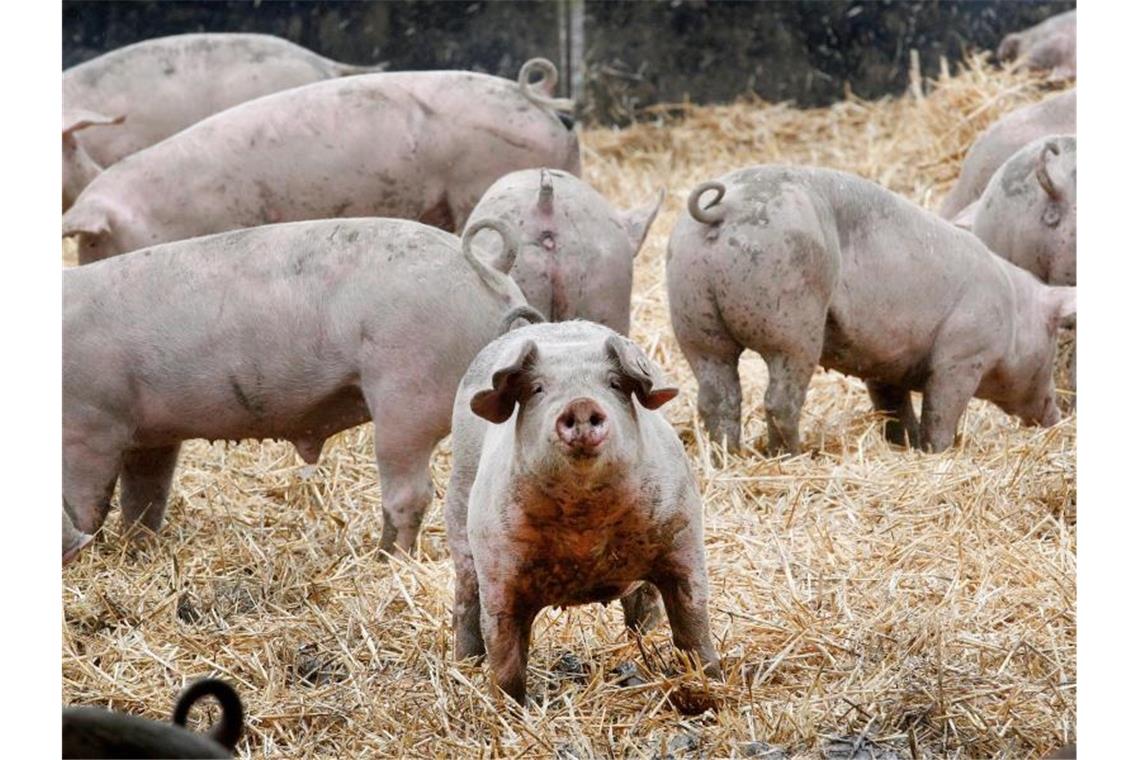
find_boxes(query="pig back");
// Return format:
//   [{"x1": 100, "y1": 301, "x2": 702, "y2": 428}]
[
  {"x1": 71, "y1": 69, "x2": 580, "y2": 253},
  {"x1": 63, "y1": 33, "x2": 351, "y2": 167}
]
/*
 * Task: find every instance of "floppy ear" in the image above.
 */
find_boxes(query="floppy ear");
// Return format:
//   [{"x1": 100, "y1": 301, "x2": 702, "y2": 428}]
[
  {"x1": 605, "y1": 334, "x2": 679, "y2": 410},
  {"x1": 951, "y1": 199, "x2": 979, "y2": 231},
  {"x1": 470, "y1": 339, "x2": 539, "y2": 423},
  {"x1": 1046, "y1": 286, "x2": 1076, "y2": 331},
  {"x1": 62, "y1": 203, "x2": 110, "y2": 239},
  {"x1": 621, "y1": 187, "x2": 665, "y2": 258},
  {"x1": 997, "y1": 33, "x2": 1021, "y2": 62},
  {"x1": 63, "y1": 109, "x2": 125, "y2": 139}
]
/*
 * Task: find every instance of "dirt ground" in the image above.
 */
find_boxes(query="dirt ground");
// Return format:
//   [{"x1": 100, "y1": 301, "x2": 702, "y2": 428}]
[{"x1": 62, "y1": 57, "x2": 1075, "y2": 759}]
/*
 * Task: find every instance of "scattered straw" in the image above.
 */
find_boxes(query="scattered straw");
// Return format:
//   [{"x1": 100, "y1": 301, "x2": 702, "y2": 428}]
[{"x1": 63, "y1": 55, "x2": 1074, "y2": 758}]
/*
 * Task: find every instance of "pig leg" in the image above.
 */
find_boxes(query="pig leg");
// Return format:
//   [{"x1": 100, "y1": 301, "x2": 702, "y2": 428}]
[
  {"x1": 480, "y1": 595, "x2": 537, "y2": 705},
  {"x1": 62, "y1": 508, "x2": 94, "y2": 565},
  {"x1": 866, "y1": 381, "x2": 920, "y2": 447},
  {"x1": 654, "y1": 566, "x2": 721, "y2": 677},
  {"x1": 918, "y1": 366, "x2": 983, "y2": 453},
  {"x1": 445, "y1": 477, "x2": 485, "y2": 659},
  {"x1": 62, "y1": 435, "x2": 124, "y2": 535},
  {"x1": 675, "y1": 319, "x2": 744, "y2": 451},
  {"x1": 118, "y1": 444, "x2": 181, "y2": 535},
  {"x1": 620, "y1": 583, "x2": 665, "y2": 633},
  {"x1": 374, "y1": 446, "x2": 435, "y2": 557},
  {"x1": 761, "y1": 351, "x2": 817, "y2": 456}
]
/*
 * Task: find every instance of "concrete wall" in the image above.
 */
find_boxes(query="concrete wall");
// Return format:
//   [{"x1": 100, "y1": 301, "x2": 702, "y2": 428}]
[{"x1": 63, "y1": 0, "x2": 1075, "y2": 125}]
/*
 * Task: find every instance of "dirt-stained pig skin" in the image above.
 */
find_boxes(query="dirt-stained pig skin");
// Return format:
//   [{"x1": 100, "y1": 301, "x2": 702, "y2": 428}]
[
  {"x1": 63, "y1": 58, "x2": 580, "y2": 262},
  {"x1": 667, "y1": 166, "x2": 1075, "y2": 455},
  {"x1": 445, "y1": 321, "x2": 719, "y2": 704}
]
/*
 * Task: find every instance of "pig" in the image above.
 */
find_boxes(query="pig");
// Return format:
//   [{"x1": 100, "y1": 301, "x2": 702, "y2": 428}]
[
  {"x1": 62, "y1": 58, "x2": 581, "y2": 263},
  {"x1": 445, "y1": 320, "x2": 720, "y2": 704},
  {"x1": 997, "y1": 10, "x2": 1076, "y2": 81},
  {"x1": 62, "y1": 217, "x2": 529, "y2": 562},
  {"x1": 62, "y1": 32, "x2": 386, "y2": 208},
  {"x1": 63, "y1": 678, "x2": 242, "y2": 759},
  {"x1": 667, "y1": 166, "x2": 1076, "y2": 455},
  {"x1": 955, "y1": 135, "x2": 1076, "y2": 286},
  {"x1": 464, "y1": 168, "x2": 664, "y2": 334},
  {"x1": 62, "y1": 110, "x2": 125, "y2": 212},
  {"x1": 938, "y1": 90, "x2": 1075, "y2": 220}
]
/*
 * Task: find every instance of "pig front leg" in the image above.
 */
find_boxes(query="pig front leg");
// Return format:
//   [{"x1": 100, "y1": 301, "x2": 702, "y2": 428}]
[
  {"x1": 919, "y1": 364, "x2": 984, "y2": 452},
  {"x1": 479, "y1": 592, "x2": 538, "y2": 705},
  {"x1": 63, "y1": 429, "x2": 125, "y2": 536},
  {"x1": 654, "y1": 552, "x2": 721, "y2": 678},
  {"x1": 119, "y1": 444, "x2": 181, "y2": 535},
  {"x1": 444, "y1": 477, "x2": 485, "y2": 659},
  {"x1": 866, "y1": 381, "x2": 920, "y2": 447}
]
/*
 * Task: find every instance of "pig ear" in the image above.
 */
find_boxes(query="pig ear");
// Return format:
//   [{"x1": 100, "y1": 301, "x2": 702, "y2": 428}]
[
  {"x1": 997, "y1": 34, "x2": 1021, "y2": 62},
  {"x1": 605, "y1": 334, "x2": 679, "y2": 410},
  {"x1": 951, "y1": 200, "x2": 979, "y2": 231},
  {"x1": 1045, "y1": 286, "x2": 1077, "y2": 331},
  {"x1": 63, "y1": 109, "x2": 125, "y2": 138},
  {"x1": 470, "y1": 339, "x2": 539, "y2": 423},
  {"x1": 62, "y1": 204, "x2": 110, "y2": 239},
  {"x1": 621, "y1": 188, "x2": 665, "y2": 258}
]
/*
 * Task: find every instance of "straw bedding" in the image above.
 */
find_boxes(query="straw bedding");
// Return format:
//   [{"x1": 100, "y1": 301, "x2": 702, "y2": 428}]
[{"x1": 62, "y1": 54, "x2": 1075, "y2": 758}]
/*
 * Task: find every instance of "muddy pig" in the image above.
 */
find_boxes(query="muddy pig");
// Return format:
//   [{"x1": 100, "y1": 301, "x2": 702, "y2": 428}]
[
  {"x1": 464, "y1": 169, "x2": 663, "y2": 333},
  {"x1": 62, "y1": 59, "x2": 580, "y2": 263},
  {"x1": 939, "y1": 90, "x2": 1075, "y2": 220},
  {"x1": 63, "y1": 678, "x2": 242, "y2": 758},
  {"x1": 997, "y1": 10, "x2": 1076, "y2": 81},
  {"x1": 63, "y1": 218, "x2": 528, "y2": 562},
  {"x1": 667, "y1": 166, "x2": 1076, "y2": 455},
  {"x1": 62, "y1": 33, "x2": 386, "y2": 209},
  {"x1": 955, "y1": 135, "x2": 1076, "y2": 286},
  {"x1": 445, "y1": 320, "x2": 720, "y2": 704}
]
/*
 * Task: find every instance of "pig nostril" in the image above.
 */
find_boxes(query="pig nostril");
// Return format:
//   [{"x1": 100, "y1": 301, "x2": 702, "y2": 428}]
[{"x1": 589, "y1": 412, "x2": 605, "y2": 427}]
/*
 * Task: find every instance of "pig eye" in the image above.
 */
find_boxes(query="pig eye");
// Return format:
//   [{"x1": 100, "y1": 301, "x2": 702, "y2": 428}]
[
  {"x1": 609, "y1": 377, "x2": 624, "y2": 391},
  {"x1": 531, "y1": 383, "x2": 544, "y2": 395}
]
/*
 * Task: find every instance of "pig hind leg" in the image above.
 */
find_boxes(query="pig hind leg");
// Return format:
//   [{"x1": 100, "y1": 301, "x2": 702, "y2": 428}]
[
  {"x1": 119, "y1": 444, "x2": 181, "y2": 535},
  {"x1": 621, "y1": 583, "x2": 665, "y2": 633},
  {"x1": 672, "y1": 297, "x2": 745, "y2": 451},
  {"x1": 365, "y1": 385, "x2": 445, "y2": 557},
  {"x1": 866, "y1": 381, "x2": 920, "y2": 447}
]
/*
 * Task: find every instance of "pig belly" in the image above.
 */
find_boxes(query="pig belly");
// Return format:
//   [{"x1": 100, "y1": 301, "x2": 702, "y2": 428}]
[{"x1": 132, "y1": 383, "x2": 371, "y2": 454}]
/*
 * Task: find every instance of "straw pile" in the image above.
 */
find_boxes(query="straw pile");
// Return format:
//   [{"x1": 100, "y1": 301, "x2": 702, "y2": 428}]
[{"x1": 62, "y1": 54, "x2": 1075, "y2": 758}]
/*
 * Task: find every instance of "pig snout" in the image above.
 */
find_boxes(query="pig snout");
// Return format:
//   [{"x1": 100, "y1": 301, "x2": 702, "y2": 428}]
[{"x1": 556, "y1": 398, "x2": 610, "y2": 454}]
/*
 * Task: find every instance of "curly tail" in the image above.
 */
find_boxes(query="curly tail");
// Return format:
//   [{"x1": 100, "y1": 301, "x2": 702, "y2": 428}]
[
  {"x1": 687, "y1": 181, "x2": 727, "y2": 225},
  {"x1": 1036, "y1": 141, "x2": 1061, "y2": 200},
  {"x1": 462, "y1": 218, "x2": 521, "y2": 301},
  {"x1": 518, "y1": 58, "x2": 575, "y2": 116},
  {"x1": 171, "y1": 679, "x2": 244, "y2": 751},
  {"x1": 499, "y1": 305, "x2": 546, "y2": 334}
]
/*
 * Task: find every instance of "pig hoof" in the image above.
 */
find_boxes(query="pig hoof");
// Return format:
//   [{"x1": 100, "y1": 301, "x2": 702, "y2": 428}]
[{"x1": 62, "y1": 532, "x2": 94, "y2": 566}]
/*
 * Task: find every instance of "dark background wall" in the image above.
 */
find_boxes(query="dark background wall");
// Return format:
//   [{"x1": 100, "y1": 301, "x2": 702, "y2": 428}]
[{"x1": 63, "y1": 0, "x2": 1075, "y2": 125}]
